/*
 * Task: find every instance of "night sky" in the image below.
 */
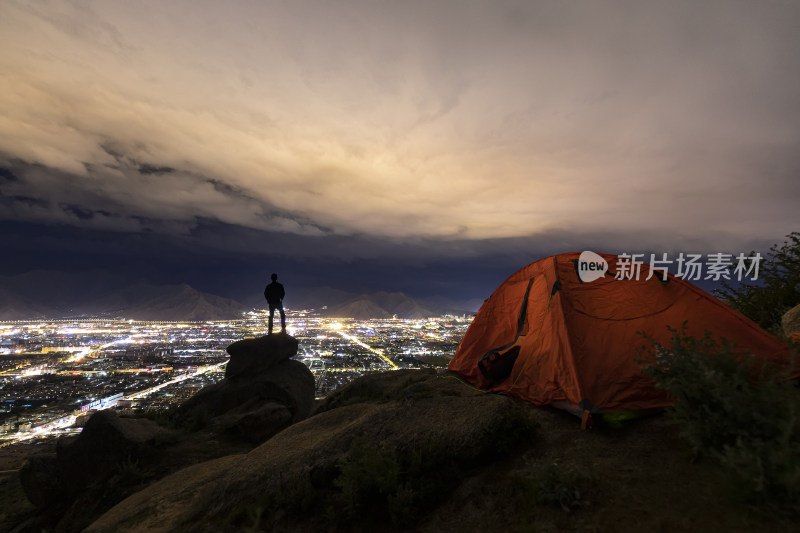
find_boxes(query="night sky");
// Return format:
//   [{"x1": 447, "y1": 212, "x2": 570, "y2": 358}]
[{"x1": 1, "y1": 1, "x2": 799, "y2": 306}]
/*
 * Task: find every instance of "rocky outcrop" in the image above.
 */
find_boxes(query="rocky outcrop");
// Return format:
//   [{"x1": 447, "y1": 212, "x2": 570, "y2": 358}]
[
  {"x1": 170, "y1": 333, "x2": 314, "y2": 443},
  {"x1": 19, "y1": 334, "x2": 315, "y2": 532},
  {"x1": 782, "y1": 303, "x2": 800, "y2": 339},
  {"x1": 19, "y1": 410, "x2": 173, "y2": 528},
  {"x1": 86, "y1": 369, "x2": 538, "y2": 532},
  {"x1": 225, "y1": 332, "x2": 299, "y2": 378}
]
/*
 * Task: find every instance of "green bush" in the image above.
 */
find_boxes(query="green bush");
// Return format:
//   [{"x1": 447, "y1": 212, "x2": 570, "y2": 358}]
[
  {"x1": 715, "y1": 231, "x2": 800, "y2": 335},
  {"x1": 638, "y1": 326, "x2": 800, "y2": 516}
]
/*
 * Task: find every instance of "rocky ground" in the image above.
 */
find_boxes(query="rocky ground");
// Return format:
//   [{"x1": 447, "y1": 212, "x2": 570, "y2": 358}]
[
  {"x1": 83, "y1": 369, "x2": 794, "y2": 533},
  {"x1": 2, "y1": 331, "x2": 797, "y2": 532}
]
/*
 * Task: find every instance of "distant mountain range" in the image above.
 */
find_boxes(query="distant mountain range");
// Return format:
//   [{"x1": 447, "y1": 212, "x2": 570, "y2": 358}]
[
  {"x1": 0, "y1": 270, "x2": 245, "y2": 321},
  {"x1": 233, "y1": 284, "x2": 479, "y2": 319},
  {"x1": 0, "y1": 270, "x2": 478, "y2": 321},
  {"x1": 284, "y1": 287, "x2": 478, "y2": 319},
  {"x1": 322, "y1": 291, "x2": 433, "y2": 319}
]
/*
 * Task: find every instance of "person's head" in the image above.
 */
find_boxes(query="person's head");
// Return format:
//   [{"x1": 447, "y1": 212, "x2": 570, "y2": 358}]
[{"x1": 271, "y1": 273, "x2": 278, "y2": 281}]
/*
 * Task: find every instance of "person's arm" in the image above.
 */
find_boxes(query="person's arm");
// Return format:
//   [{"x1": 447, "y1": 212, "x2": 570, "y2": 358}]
[{"x1": 280, "y1": 285, "x2": 285, "y2": 301}]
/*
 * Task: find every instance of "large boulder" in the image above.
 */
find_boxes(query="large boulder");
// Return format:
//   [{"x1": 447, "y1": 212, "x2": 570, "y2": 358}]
[
  {"x1": 57, "y1": 410, "x2": 170, "y2": 486},
  {"x1": 782, "y1": 303, "x2": 800, "y2": 339},
  {"x1": 170, "y1": 334, "x2": 314, "y2": 443},
  {"x1": 17, "y1": 452, "x2": 61, "y2": 508},
  {"x1": 19, "y1": 410, "x2": 172, "y2": 520},
  {"x1": 87, "y1": 370, "x2": 538, "y2": 532},
  {"x1": 225, "y1": 333, "x2": 299, "y2": 379}
]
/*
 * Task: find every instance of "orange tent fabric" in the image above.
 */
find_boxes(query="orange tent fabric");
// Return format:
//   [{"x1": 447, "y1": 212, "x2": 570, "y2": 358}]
[{"x1": 448, "y1": 252, "x2": 795, "y2": 415}]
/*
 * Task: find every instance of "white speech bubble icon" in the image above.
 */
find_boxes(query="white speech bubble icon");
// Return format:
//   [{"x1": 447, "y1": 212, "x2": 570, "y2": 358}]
[{"x1": 577, "y1": 251, "x2": 608, "y2": 282}]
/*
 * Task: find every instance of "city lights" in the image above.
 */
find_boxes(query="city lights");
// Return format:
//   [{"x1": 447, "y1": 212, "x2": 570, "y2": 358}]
[{"x1": 0, "y1": 309, "x2": 470, "y2": 446}]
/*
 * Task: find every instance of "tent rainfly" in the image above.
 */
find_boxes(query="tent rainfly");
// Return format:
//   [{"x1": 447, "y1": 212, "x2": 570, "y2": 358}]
[{"x1": 449, "y1": 252, "x2": 795, "y2": 425}]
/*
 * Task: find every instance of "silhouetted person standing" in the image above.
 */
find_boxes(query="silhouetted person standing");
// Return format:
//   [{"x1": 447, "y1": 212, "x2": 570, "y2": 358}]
[{"x1": 264, "y1": 273, "x2": 286, "y2": 335}]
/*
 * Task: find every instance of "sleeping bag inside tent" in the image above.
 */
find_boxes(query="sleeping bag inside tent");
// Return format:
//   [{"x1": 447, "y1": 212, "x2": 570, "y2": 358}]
[{"x1": 448, "y1": 252, "x2": 795, "y2": 418}]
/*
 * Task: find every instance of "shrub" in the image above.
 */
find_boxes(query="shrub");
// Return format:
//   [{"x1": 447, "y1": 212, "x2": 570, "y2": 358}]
[
  {"x1": 638, "y1": 326, "x2": 800, "y2": 516},
  {"x1": 112, "y1": 457, "x2": 151, "y2": 489},
  {"x1": 334, "y1": 438, "x2": 400, "y2": 519},
  {"x1": 331, "y1": 436, "x2": 462, "y2": 527},
  {"x1": 715, "y1": 231, "x2": 800, "y2": 335}
]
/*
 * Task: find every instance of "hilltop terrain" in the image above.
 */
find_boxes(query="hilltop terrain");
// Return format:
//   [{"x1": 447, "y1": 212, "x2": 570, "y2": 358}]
[
  {"x1": 3, "y1": 365, "x2": 791, "y2": 532},
  {"x1": 86, "y1": 371, "x2": 794, "y2": 532}
]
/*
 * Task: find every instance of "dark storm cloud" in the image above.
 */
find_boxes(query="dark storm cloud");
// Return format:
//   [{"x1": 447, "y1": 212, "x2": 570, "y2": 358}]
[
  {"x1": 0, "y1": 168, "x2": 19, "y2": 183},
  {"x1": 0, "y1": 154, "x2": 328, "y2": 237},
  {"x1": 137, "y1": 164, "x2": 175, "y2": 175},
  {"x1": 0, "y1": 194, "x2": 49, "y2": 209},
  {"x1": 0, "y1": 0, "x2": 797, "y2": 264},
  {"x1": 58, "y1": 204, "x2": 97, "y2": 221}
]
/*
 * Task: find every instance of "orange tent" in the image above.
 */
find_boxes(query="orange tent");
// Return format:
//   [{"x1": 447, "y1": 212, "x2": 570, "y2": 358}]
[{"x1": 449, "y1": 252, "x2": 794, "y2": 419}]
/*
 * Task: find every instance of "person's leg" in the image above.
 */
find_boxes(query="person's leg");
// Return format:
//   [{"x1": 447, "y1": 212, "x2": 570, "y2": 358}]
[
  {"x1": 268, "y1": 306, "x2": 275, "y2": 334},
  {"x1": 279, "y1": 306, "x2": 286, "y2": 332}
]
